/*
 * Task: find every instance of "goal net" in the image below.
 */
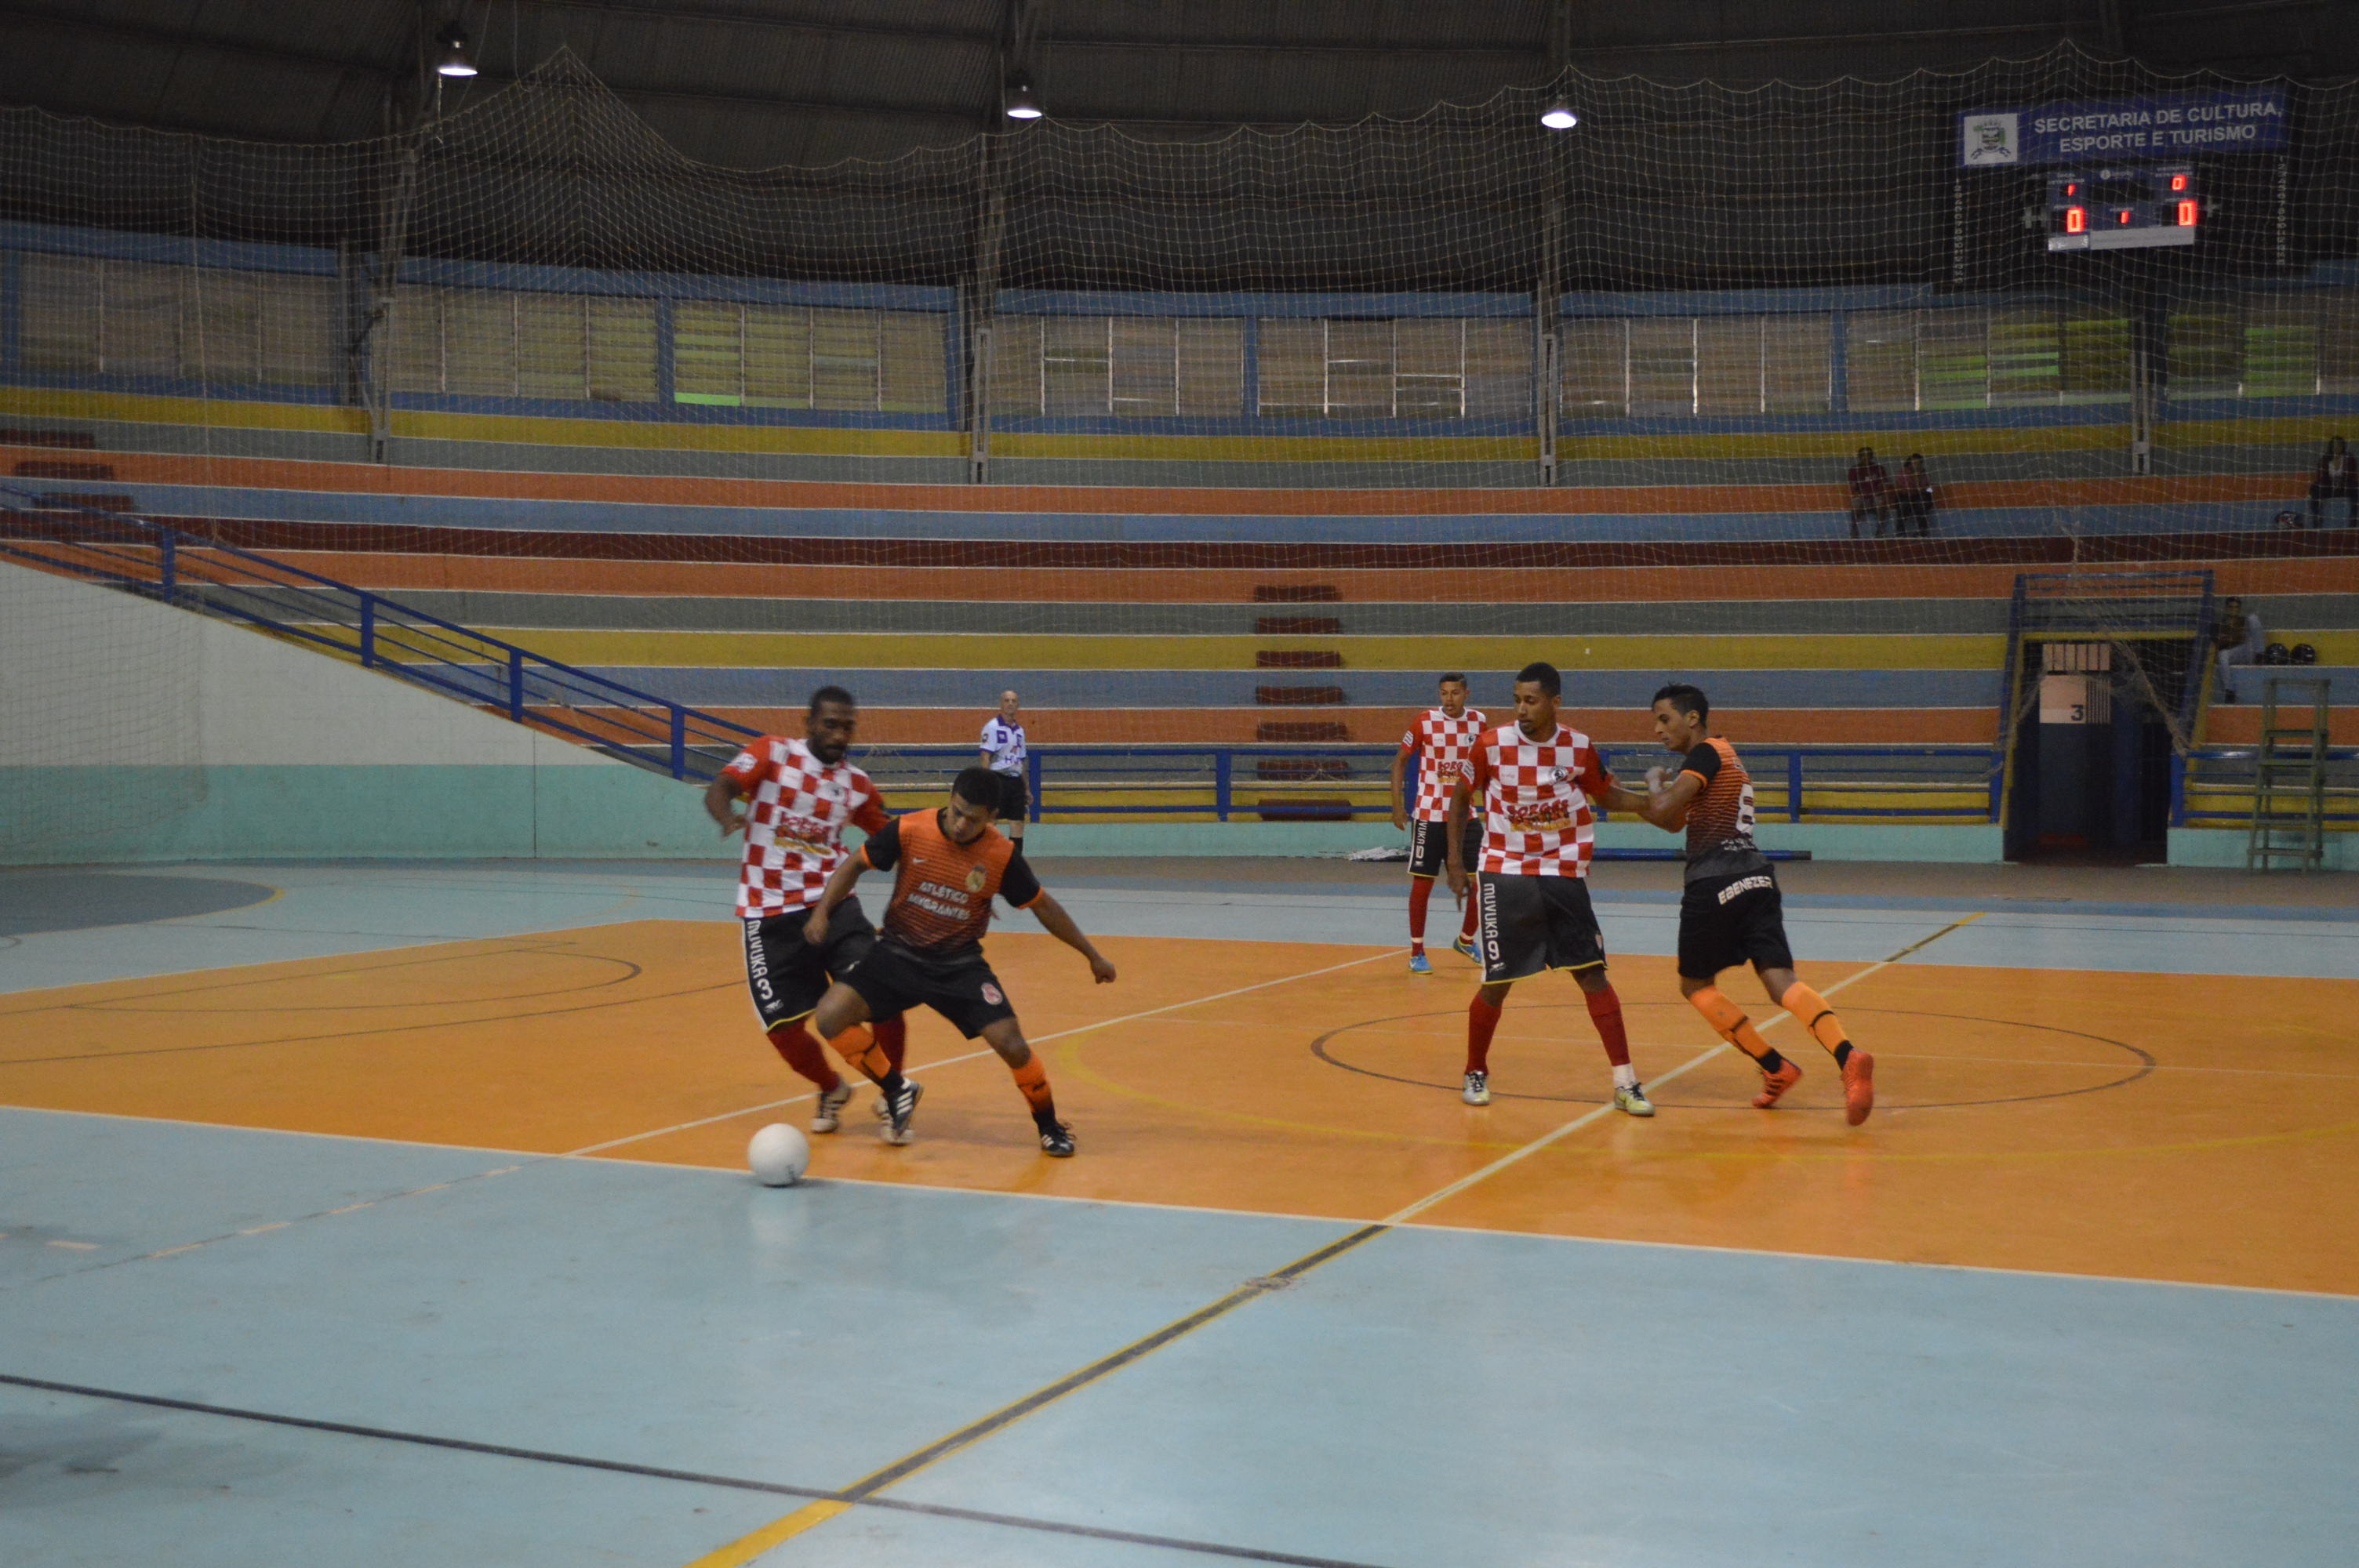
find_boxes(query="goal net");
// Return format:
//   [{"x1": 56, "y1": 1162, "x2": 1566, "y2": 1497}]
[{"x1": 1, "y1": 43, "x2": 2353, "y2": 840}]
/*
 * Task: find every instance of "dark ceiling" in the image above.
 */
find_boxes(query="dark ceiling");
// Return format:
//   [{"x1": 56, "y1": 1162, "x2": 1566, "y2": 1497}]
[{"x1": 0, "y1": 1, "x2": 2348, "y2": 170}]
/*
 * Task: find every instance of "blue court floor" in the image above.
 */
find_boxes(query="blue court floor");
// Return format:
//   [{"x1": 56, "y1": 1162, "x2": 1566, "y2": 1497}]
[{"x1": 2, "y1": 859, "x2": 2356, "y2": 1566}]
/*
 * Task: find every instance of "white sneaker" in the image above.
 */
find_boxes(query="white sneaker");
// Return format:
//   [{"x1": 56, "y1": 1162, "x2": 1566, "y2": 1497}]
[
  {"x1": 1462, "y1": 1069, "x2": 1490, "y2": 1106},
  {"x1": 1614, "y1": 1082, "x2": 1656, "y2": 1117},
  {"x1": 809, "y1": 1080, "x2": 855, "y2": 1134}
]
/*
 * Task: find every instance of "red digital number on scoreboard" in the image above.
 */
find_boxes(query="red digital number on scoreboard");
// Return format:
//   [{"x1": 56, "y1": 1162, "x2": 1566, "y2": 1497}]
[
  {"x1": 2065, "y1": 206, "x2": 2086, "y2": 234},
  {"x1": 2177, "y1": 199, "x2": 2199, "y2": 227}
]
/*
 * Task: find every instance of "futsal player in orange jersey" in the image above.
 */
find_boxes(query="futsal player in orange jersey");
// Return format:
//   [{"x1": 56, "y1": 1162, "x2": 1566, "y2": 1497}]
[
  {"x1": 1637, "y1": 684, "x2": 1876, "y2": 1124},
  {"x1": 802, "y1": 768, "x2": 1117, "y2": 1156}
]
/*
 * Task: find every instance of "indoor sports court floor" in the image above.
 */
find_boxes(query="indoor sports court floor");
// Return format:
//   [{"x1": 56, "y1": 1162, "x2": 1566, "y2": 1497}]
[{"x1": 3, "y1": 856, "x2": 2357, "y2": 1567}]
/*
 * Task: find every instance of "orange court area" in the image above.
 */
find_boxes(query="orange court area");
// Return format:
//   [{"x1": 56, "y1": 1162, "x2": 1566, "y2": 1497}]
[{"x1": 4, "y1": 920, "x2": 2353, "y2": 1298}]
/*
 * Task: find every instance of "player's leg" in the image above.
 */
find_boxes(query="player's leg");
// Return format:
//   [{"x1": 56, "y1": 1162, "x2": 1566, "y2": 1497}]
[
  {"x1": 1754, "y1": 960, "x2": 1874, "y2": 1126},
  {"x1": 1676, "y1": 883, "x2": 1803, "y2": 1107},
  {"x1": 820, "y1": 954, "x2": 924, "y2": 1142},
  {"x1": 1543, "y1": 879, "x2": 1649, "y2": 1116},
  {"x1": 977, "y1": 1016, "x2": 1074, "y2": 1156},
  {"x1": 743, "y1": 915, "x2": 856, "y2": 1129},
  {"x1": 1464, "y1": 872, "x2": 1545, "y2": 1105},
  {"x1": 1405, "y1": 820, "x2": 1439, "y2": 971},
  {"x1": 1000, "y1": 773, "x2": 1029, "y2": 859},
  {"x1": 1452, "y1": 819, "x2": 1482, "y2": 959}
]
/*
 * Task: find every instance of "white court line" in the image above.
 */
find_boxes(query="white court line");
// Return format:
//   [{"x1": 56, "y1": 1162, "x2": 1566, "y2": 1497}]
[
  {"x1": 564, "y1": 946, "x2": 1398, "y2": 1158},
  {"x1": 20, "y1": 946, "x2": 1401, "y2": 1279},
  {"x1": 1381, "y1": 913, "x2": 1986, "y2": 1228}
]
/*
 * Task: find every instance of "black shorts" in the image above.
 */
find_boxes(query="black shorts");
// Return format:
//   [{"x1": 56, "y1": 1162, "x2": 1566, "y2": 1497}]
[
  {"x1": 1476, "y1": 872, "x2": 1607, "y2": 984},
  {"x1": 845, "y1": 940, "x2": 1016, "y2": 1040},
  {"x1": 743, "y1": 895, "x2": 881, "y2": 1029},
  {"x1": 1408, "y1": 816, "x2": 1483, "y2": 880},
  {"x1": 1677, "y1": 871, "x2": 1795, "y2": 981},
  {"x1": 996, "y1": 771, "x2": 1029, "y2": 822}
]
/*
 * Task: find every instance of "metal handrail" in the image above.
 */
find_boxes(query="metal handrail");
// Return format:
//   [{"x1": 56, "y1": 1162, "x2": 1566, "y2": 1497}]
[{"x1": 0, "y1": 485, "x2": 759, "y2": 780}]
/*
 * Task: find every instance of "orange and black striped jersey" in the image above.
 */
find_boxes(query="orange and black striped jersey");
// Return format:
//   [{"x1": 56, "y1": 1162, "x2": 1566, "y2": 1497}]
[
  {"x1": 861, "y1": 808, "x2": 1043, "y2": 959},
  {"x1": 1677, "y1": 738, "x2": 1769, "y2": 880}
]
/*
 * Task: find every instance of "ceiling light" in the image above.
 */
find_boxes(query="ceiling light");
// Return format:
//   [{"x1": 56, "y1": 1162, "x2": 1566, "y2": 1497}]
[
  {"x1": 435, "y1": 24, "x2": 478, "y2": 78},
  {"x1": 1005, "y1": 77, "x2": 1043, "y2": 120},
  {"x1": 1540, "y1": 100, "x2": 1579, "y2": 130}
]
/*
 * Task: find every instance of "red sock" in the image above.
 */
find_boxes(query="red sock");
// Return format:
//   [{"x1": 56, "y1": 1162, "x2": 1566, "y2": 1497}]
[
  {"x1": 1467, "y1": 994, "x2": 1502, "y2": 1073},
  {"x1": 1408, "y1": 877, "x2": 1434, "y2": 950},
  {"x1": 1583, "y1": 983, "x2": 1630, "y2": 1069},
  {"x1": 873, "y1": 1014, "x2": 907, "y2": 1073},
  {"x1": 767, "y1": 1022, "x2": 841, "y2": 1091},
  {"x1": 1457, "y1": 891, "x2": 1479, "y2": 941}
]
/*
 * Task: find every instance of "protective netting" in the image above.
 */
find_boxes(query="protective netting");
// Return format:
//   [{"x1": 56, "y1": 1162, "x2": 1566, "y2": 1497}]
[{"x1": 0, "y1": 43, "x2": 2353, "y2": 843}]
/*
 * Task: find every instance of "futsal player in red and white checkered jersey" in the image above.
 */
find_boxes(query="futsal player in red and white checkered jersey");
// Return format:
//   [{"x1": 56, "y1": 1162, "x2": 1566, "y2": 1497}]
[
  {"x1": 703, "y1": 684, "x2": 911, "y2": 1140},
  {"x1": 1443, "y1": 661, "x2": 1661, "y2": 1116},
  {"x1": 1390, "y1": 673, "x2": 1486, "y2": 973}
]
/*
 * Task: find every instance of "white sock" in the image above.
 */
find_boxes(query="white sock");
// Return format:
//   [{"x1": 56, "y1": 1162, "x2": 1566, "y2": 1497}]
[{"x1": 1612, "y1": 1063, "x2": 1638, "y2": 1088}]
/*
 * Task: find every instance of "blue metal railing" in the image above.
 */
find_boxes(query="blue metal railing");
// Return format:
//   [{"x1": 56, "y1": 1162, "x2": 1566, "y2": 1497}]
[
  {"x1": 0, "y1": 486, "x2": 761, "y2": 781},
  {"x1": 847, "y1": 743, "x2": 2002, "y2": 824},
  {"x1": 2, "y1": 485, "x2": 2005, "y2": 822},
  {"x1": 2173, "y1": 745, "x2": 2359, "y2": 829}
]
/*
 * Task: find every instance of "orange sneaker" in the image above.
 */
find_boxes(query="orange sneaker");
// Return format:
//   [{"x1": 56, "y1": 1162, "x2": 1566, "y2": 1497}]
[
  {"x1": 1841, "y1": 1050, "x2": 1875, "y2": 1125},
  {"x1": 1751, "y1": 1060, "x2": 1803, "y2": 1109}
]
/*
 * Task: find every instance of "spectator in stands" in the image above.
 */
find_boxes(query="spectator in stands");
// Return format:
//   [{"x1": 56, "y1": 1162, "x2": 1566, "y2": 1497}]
[
  {"x1": 1891, "y1": 453, "x2": 1936, "y2": 536},
  {"x1": 2213, "y1": 595, "x2": 2265, "y2": 705},
  {"x1": 2310, "y1": 436, "x2": 2357, "y2": 527},
  {"x1": 1845, "y1": 446, "x2": 1890, "y2": 538}
]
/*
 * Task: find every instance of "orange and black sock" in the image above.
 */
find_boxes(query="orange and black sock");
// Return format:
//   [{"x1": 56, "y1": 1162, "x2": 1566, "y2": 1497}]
[
  {"x1": 766, "y1": 1022, "x2": 842, "y2": 1092},
  {"x1": 827, "y1": 1023, "x2": 902, "y2": 1091},
  {"x1": 1407, "y1": 877, "x2": 1434, "y2": 951},
  {"x1": 1009, "y1": 1054, "x2": 1056, "y2": 1122},
  {"x1": 1467, "y1": 994, "x2": 1502, "y2": 1073},
  {"x1": 1779, "y1": 982, "x2": 1855, "y2": 1066},
  {"x1": 1687, "y1": 987, "x2": 1787, "y2": 1073}
]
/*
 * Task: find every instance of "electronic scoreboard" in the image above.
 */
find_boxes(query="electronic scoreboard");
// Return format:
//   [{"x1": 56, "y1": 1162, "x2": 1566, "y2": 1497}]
[{"x1": 2045, "y1": 166, "x2": 2200, "y2": 251}]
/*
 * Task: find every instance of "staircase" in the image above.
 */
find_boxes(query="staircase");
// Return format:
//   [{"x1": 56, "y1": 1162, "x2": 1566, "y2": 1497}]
[
  {"x1": 0, "y1": 485, "x2": 758, "y2": 782},
  {"x1": 2246, "y1": 675, "x2": 2332, "y2": 871}
]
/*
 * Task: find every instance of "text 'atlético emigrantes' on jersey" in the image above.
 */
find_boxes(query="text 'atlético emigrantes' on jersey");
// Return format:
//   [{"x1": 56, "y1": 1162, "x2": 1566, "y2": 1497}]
[
  {"x1": 720, "y1": 736, "x2": 889, "y2": 917},
  {"x1": 1399, "y1": 706, "x2": 1487, "y2": 823},
  {"x1": 1464, "y1": 720, "x2": 1614, "y2": 877},
  {"x1": 860, "y1": 808, "x2": 1044, "y2": 960},
  {"x1": 1676, "y1": 736, "x2": 1771, "y2": 881}
]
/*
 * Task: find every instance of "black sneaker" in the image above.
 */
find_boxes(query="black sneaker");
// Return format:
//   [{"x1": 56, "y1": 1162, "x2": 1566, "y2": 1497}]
[
  {"x1": 878, "y1": 1079, "x2": 922, "y2": 1146},
  {"x1": 1037, "y1": 1118, "x2": 1075, "y2": 1158}
]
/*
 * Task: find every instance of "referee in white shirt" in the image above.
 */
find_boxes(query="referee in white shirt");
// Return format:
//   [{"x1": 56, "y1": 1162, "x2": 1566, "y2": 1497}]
[{"x1": 980, "y1": 689, "x2": 1029, "y2": 858}]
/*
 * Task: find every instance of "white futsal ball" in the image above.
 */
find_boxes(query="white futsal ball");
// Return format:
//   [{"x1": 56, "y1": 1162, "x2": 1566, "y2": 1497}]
[{"x1": 747, "y1": 1123, "x2": 809, "y2": 1187}]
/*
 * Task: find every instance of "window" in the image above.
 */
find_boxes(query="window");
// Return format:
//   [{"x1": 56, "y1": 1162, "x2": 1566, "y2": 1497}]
[
  {"x1": 1254, "y1": 318, "x2": 1531, "y2": 419},
  {"x1": 668, "y1": 301, "x2": 940, "y2": 412},
  {"x1": 13, "y1": 253, "x2": 338, "y2": 388},
  {"x1": 989, "y1": 317, "x2": 1245, "y2": 418},
  {"x1": 1558, "y1": 314, "x2": 1832, "y2": 417},
  {"x1": 388, "y1": 286, "x2": 662, "y2": 402},
  {"x1": 1845, "y1": 306, "x2": 2128, "y2": 412}
]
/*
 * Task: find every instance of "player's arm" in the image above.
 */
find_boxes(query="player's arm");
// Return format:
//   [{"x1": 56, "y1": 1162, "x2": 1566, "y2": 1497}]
[
  {"x1": 1001, "y1": 856, "x2": 1114, "y2": 983},
  {"x1": 803, "y1": 819, "x2": 895, "y2": 944},
  {"x1": 1645, "y1": 766, "x2": 1707, "y2": 830},
  {"x1": 704, "y1": 753, "x2": 757, "y2": 836},
  {"x1": 1389, "y1": 743, "x2": 1414, "y2": 832},
  {"x1": 1020, "y1": 890, "x2": 1117, "y2": 985}
]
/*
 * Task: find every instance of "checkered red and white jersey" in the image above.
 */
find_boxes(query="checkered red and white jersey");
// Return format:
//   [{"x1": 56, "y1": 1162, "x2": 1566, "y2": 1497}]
[
  {"x1": 1398, "y1": 706, "x2": 1487, "y2": 823},
  {"x1": 1464, "y1": 721, "x2": 1614, "y2": 877},
  {"x1": 719, "y1": 736, "x2": 889, "y2": 917}
]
